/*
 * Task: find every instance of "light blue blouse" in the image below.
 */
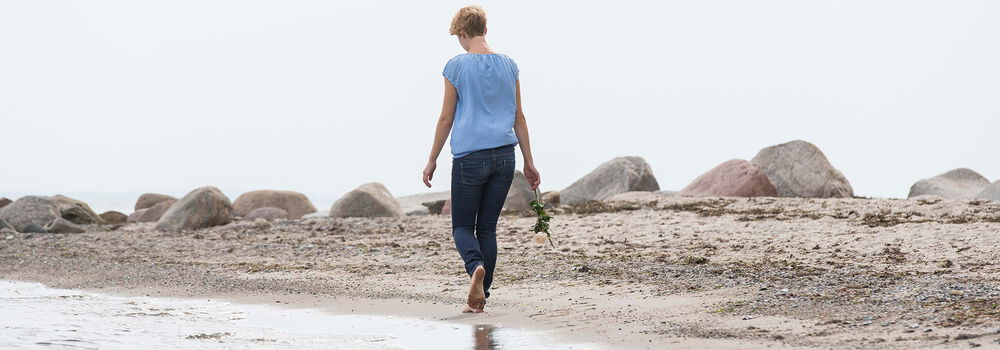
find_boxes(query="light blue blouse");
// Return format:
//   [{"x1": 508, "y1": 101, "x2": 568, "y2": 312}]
[{"x1": 443, "y1": 53, "x2": 520, "y2": 158}]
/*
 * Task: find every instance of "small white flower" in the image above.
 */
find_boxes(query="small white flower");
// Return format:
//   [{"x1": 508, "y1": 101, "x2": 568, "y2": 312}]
[{"x1": 533, "y1": 232, "x2": 548, "y2": 245}]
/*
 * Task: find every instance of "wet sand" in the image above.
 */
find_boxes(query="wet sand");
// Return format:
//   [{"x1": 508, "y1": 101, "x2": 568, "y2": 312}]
[{"x1": 2, "y1": 194, "x2": 1000, "y2": 349}]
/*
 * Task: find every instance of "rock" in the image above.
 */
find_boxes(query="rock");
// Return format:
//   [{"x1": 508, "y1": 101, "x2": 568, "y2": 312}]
[
  {"x1": 680, "y1": 159, "x2": 777, "y2": 197},
  {"x1": 605, "y1": 191, "x2": 666, "y2": 202},
  {"x1": 45, "y1": 218, "x2": 85, "y2": 233},
  {"x1": 656, "y1": 190, "x2": 679, "y2": 196},
  {"x1": 561, "y1": 156, "x2": 660, "y2": 205},
  {"x1": 0, "y1": 219, "x2": 14, "y2": 232},
  {"x1": 0, "y1": 197, "x2": 11, "y2": 209},
  {"x1": 0, "y1": 196, "x2": 60, "y2": 232},
  {"x1": 541, "y1": 191, "x2": 560, "y2": 207},
  {"x1": 127, "y1": 209, "x2": 149, "y2": 223},
  {"x1": 243, "y1": 207, "x2": 289, "y2": 221},
  {"x1": 0, "y1": 228, "x2": 13, "y2": 235},
  {"x1": 134, "y1": 199, "x2": 176, "y2": 223},
  {"x1": 504, "y1": 170, "x2": 535, "y2": 211},
  {"x1": 135, "y1": 193, "x2": 177, "y2": 211},
  {"x1": 252, "y1": 218, "x2": 271, "y2": 230},
  {"x1": 907, "y1": 168, "x2": 991, "y2": 199},
  {"x1": 302, "y1": 211, "x2": 330, "y2": 219},
  {"x1": 397, "y1": 191, "x2": 450, "y2": 216},
  {"x1": 155, "y1": 186, "x2": 233, "y2": 231},
  {"x1": 976, "y1": 181, "x2": 1000, "y2": 201},
  {"x1": 22, "y1": 224, "x2": 47, "y2": 233},
  {"x1": 51, "y1": 195, "x2": 104, "y2": 225},
  {"x1": 441, "y1": 199, "x2": 452, "y2": 215},
  {"x1": 422, "y1": 200, "x2": 448, "y2": 215},
  {"x1": 99, "y1": 211, "x2": 128, "y2": 224},
  {"x1": 232, "y1": 190, "x2": 317, "y2": 219},
  {"x1": 329, "y1": 183, "x2": 403, "y2": 218},
  {"x1": 750, "y1": 140, "x2": 854, "y2": 198}
]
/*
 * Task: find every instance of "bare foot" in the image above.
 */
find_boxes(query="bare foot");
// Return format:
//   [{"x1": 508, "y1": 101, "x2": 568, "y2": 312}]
[
  {"x1": 462, "y1": 305, "x2": 476, "y2": 313},
  {"x1": 467, "y1": 265, "x2": 486, "y2": 312}
]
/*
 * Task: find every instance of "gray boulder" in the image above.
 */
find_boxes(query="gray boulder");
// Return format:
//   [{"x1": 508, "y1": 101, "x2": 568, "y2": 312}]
[
  {"x1": 0, "y1": 197, "x2": 11, "y2": 209},
  {"x1": 242, "y1": 207, "x2": 289, "y2": 221},
  {"x1": 504, "y1": 171, "x2": 535, "y2": 211},
  {"x1": 0, "y1": 219, "x2": 14, "y2": 232},
  {"x1": 680, "y1": 159, "x2": 777, "y2": 197},
  {"x1": 127, "y1": 209, "x2": 148, "y2": 223},
  {"x1": 22, "y1": 224, "x2": 47, "y2": 233},
  {"x1": 908, "y1": 168, "x2": 990, "y2": 199},
  {"x1": 155, "y1": 186, "x2": 233, "y2": 231},
  {"x1": 561, "y1": 156, "x2": 660, "y2": 205},
  {"x1": 541, "y1": 191, "x2": 560, "y2": 208},
  {"x1": 422, "y1": 200, "x2": 448, "y2": 215},
  {"x1": 232, "y1": 190, "x2": 316, "y2": 219},
  {"x1": 0, "y1": 196, "x2": 60, "y2": 232},
  {"x1": 751, "y1": 140, "x2": 854, "y2": 198},
  {"x1": 134, "y1": 199, "x2": 176, "y2": 223},
  {"x1": 330, "y1": 183, "x2": 403, "y2": 218},
  {"x1": 52, "y1": 195, "x2": 104, "y2": 225},
  {"x1": 397, "y1": 191, "x2": 450, "y2": 216},
  {"x1": 99, "y1": 211, "x2": 128, "y2": 224},
  {"x1": 974, "y1": 180, "x2": 1000, "y2": 201},
  {"x1": 135, "y1": 193, "x2": 176, "y2": 211},
  {"x1": 45, "y1": 218, "x2": 85, "y2": 234}
]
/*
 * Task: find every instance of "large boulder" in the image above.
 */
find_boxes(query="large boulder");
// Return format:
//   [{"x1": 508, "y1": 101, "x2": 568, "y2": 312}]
[
  {"x1": 45, "y1": 218, "x2": 85, "y2": 234},
  {"x1": 504, "y1": 171, "x2": 534, "y2": 211},
  {"x1": 127, "y1": 209, "x2": 148, "y2": 223},
  {"x1": 242, "y1": 207, "x2": 289, "y2": 221},
  {"x1": 155, "y1": 186, "x2": 233, "y2": 231},
  {"x1": 52, "y1": 195, "x2": 104, "y2": 225},
  {"x1": 134, "y1": 199, "x2": 176, "y2": 223},
  {"x1": 99, "y1": 211, "x2": 128, "y2": 224},
  {"x1": 976, "y1": 181, "x2": 1000, "y2": 201},
  {"x1": 0, "y1": 219, "x2": 14, "y2": 232},
  {"x1": 397, "y1": 191, "x2": 450, "y2": 216},
  {"x1": 22, "y1": 224, "x2": 47, "y2": 233},
  {"x1": 0, "y1": 197, "x2": 11, "y2": 209},
  {"x1": 135, "y1": 193, "x2": 176, "y2": 211},
  {"x1": 232, "y1": 190, "x2": 316, "y2": 219},
  {"x1": 329, "y1": 183, "x2": 403, "y2": 218},
  {"x1": 422, "y1": 200, "x2": 448, "y2": 215},
  {"x1": 908, "y1": 168, "x2": 990, "y2": 199},
  {"x1": 561, "y1": 156, "x2": 660, "y2": 205},
  {"x1": 541, "y1": 191, "x2": 560, "y2": 207},
  {"x1": 750, "y1": 140, "x2": 854, "y2": 198},
  {"x1": 680, "y1": 159, "x2": 777, "y2": 197},
  {"x1": 0, "y1": 196, "x2": 60, "y2": 232}
]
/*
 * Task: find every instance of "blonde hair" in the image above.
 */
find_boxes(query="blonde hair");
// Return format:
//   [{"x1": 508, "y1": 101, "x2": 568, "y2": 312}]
[{"x1": 449, "y1": 6, "x2": 487, "y2": 37}]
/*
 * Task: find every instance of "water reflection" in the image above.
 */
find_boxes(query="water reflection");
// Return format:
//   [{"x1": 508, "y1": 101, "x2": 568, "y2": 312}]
[{"x1": 474, "y1": 324, "x2": 498, "y2": 350}]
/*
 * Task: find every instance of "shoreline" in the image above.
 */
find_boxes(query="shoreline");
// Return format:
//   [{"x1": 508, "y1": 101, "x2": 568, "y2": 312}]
[{"x1": 3, "y1": 194, "x2": 1000, "y2": 349}]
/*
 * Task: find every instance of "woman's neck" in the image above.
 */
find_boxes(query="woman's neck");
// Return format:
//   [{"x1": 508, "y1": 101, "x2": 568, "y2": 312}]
[{"x1": 465, "y1": 36, "x2": 495, "y2": 54}]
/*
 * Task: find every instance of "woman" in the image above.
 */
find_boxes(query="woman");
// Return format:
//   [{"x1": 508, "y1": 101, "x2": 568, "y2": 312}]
[{"x1": 422, "y1": 5, "x2": 540, "y2": 313}]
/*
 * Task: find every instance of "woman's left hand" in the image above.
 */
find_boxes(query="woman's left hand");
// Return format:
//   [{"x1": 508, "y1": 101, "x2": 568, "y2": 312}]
[
  {"x1": 423, "y1": 161, "x2": 437, "y2": 188},
  {"x1": 524, "y1": 163, "x2": 541, "y2": 190}
]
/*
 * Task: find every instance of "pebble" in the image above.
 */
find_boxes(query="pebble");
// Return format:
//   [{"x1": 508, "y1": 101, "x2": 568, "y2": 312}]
[
  {"x1": 742, "y1": 315, "x2": 755, "y2": 320},
  {"x1": 4, "y1": 235, "x2": 12, "y2": 240}
]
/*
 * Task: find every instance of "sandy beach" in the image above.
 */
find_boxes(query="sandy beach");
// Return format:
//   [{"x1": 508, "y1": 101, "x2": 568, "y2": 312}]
[{"x1": 2, "y1": 193, "x2": 1000, "y2": 349}]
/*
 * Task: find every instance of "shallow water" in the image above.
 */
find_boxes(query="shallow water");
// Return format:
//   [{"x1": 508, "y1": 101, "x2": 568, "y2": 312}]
[{"x1": 0, "y1": 280, "x2": 599, "y2": 349}]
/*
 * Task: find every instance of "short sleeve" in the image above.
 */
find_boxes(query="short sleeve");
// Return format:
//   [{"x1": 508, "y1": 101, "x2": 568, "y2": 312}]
[
  {"x1": 442, "y1": 58, "x2": 460, "y2": 88},
  {"x1": 510, "y1": 58, "x2": 520, "y2": 80}
]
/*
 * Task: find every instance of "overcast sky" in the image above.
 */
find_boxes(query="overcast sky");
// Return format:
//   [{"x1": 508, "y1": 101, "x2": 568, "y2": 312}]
[{"x1": 2, "y1": 1, "x2": 998, "y2": 212}]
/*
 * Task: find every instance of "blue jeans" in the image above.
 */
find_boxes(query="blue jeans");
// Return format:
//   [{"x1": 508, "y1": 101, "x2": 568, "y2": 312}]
[{"x1": 451, "y1": 144, "x2": 516, "y2": 299}]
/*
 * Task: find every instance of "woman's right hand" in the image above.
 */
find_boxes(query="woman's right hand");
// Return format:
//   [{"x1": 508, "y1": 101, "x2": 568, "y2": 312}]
[
  {"x1": 423, "y1": 161, "x2": 437, "y2": 188},
  {"x1": 524, "y1": 162, "x2": 541, "y2": 190}
]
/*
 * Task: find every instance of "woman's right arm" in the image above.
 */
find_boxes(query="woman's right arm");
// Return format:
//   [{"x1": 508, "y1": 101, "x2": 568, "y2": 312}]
[{"x1": 423, "y1": 77, "x2": 458, "y2": 188}]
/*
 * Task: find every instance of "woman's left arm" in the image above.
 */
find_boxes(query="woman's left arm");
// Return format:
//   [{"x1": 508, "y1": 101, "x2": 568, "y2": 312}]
[{"x1": 513, "y1": 80, "x2": 541, "y2": 190}]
